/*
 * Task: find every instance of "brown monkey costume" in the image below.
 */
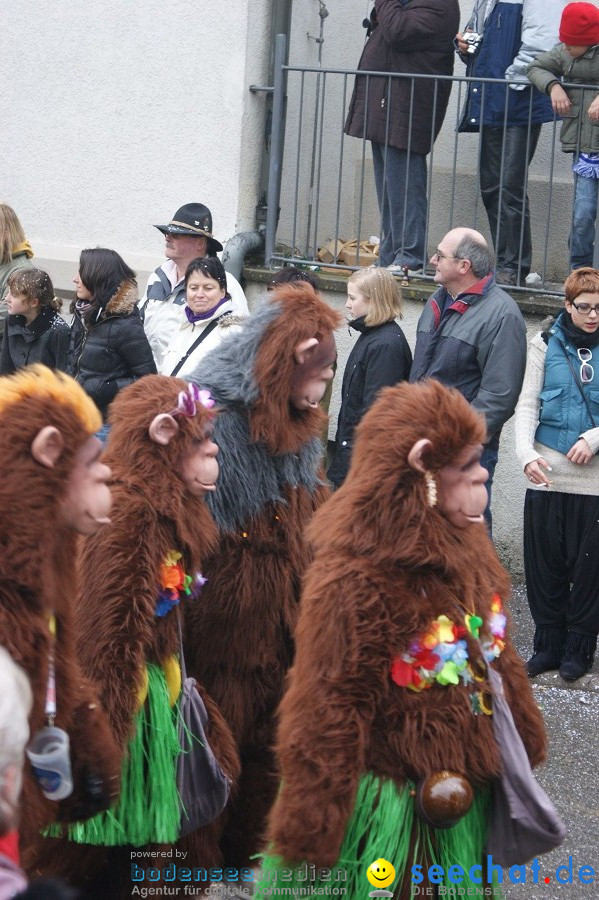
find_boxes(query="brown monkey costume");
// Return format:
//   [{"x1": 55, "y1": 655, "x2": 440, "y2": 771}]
[
  {"x1": 0, "y1": 367, "x2": 120, "y2": 855},
  {"x1": 186, "y1": 284, "x2": 341, "y2": 865},
  {"x1": 263, "y1": 381, "x2": 547, "y2": 897},
  {"x1": 32, "y1": 375, "x2": 239, "y2": 898}
]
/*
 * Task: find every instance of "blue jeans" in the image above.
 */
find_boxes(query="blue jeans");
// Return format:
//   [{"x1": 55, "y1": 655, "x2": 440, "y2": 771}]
[
  {"x1": 570, "y1": 174, "x2": 598, "y2": 269},
  {"x1": 371, "y1": 142, "x2": 427, "y2": 269},
  {"x1": 480, "y1": 445, "x2": 498, "y2": 535}
]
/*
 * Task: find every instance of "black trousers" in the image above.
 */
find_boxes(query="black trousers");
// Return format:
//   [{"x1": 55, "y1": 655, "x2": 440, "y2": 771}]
[
  {"x1": 479, "y1": 124, "x2": 542, "y2": 279},
  {"x1": 524, "y1": 489, "x2": 599, "y2": 634}
]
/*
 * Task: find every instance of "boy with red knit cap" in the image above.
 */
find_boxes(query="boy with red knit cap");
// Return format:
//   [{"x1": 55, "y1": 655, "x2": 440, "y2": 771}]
[{"x1": 528, "y1": 2, "x2": 599, "y2": 268}]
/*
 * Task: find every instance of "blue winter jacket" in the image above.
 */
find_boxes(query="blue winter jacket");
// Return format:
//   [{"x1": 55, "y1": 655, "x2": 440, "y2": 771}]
[
  {"x1": 458, "y1": 0, "x2": 563, "y2": 131},
  {"x1": 535, "y1": 314, "x2": 599, "y2": 454}
]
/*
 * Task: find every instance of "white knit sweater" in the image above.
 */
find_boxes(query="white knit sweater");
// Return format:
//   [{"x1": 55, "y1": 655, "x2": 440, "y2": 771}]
[{"x1": 514, "y1": 331, "x2": 599, "y2": 496}]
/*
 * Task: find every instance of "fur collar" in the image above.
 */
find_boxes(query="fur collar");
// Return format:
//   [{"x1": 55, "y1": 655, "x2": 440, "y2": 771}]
[
  {"x1": 205, "y1": 404, "x2": 323, "y2": 532},
  {"x1": 103, "y1": 281, "x2": 139, "y2": 318}
]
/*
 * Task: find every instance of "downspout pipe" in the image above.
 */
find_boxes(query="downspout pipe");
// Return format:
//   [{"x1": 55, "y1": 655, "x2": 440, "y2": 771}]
[
  {"x1": 222, "y1": 231, "x2": 264, "y2": 282},
  {"x1": 221, "y1": 0, "x2": 293, "y2": 279}
]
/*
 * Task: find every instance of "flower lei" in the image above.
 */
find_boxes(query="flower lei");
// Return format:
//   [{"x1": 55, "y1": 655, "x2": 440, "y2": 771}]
[
  {"x1": 155, "y1": 550, "x2": 207, "y2": 618},
  {"x1": 390, "y1": 594, "x2": 506, "y2": 694}
]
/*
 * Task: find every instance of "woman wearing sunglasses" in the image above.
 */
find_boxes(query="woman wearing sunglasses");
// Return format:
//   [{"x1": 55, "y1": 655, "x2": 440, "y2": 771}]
[{"x1": 516, "y1": 267, "x2": 599, "y2": 681}]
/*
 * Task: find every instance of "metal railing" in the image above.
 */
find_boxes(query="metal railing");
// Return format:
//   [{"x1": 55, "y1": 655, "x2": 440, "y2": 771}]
[{"x1": 263, "y1": 42, "x2": 599, "y2": 294}]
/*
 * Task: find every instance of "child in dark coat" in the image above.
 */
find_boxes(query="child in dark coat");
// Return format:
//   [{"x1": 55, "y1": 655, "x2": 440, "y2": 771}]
[
  {"x1": 0, "y1": 269, "x2": 69, "y2": 375},
  {"x1": 327, "y1": 267, "x2": 412, "y2": 487}
]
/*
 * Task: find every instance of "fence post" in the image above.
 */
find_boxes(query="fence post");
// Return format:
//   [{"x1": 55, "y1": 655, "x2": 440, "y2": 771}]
[{"x1": 265, "y1": 33, "x2": 287, "y2": 267}]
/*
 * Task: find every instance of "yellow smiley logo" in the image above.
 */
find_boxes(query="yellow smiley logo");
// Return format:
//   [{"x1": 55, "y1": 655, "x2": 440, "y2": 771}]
[{"x1": 367, "y1": 858, "x2": 396, "y2": 888}]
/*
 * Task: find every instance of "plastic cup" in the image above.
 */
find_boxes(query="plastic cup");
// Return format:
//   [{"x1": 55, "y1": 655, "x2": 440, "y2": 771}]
[{"x1": 26, "y1": 726, "x2": 73, "y2": 800}]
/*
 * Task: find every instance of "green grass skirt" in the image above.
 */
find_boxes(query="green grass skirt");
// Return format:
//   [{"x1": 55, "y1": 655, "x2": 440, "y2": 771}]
[
  {"x1": 258, "y1": 773, "x2": 495, "y2": 898},
  {"x1": 46, "y1": 663, "x2": 181, "y2": 846}
]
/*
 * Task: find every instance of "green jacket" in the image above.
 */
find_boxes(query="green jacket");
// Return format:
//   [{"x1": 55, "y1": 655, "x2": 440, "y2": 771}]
[{"x1": 527, "y1": 43, "x2": 599, "y2": 153}]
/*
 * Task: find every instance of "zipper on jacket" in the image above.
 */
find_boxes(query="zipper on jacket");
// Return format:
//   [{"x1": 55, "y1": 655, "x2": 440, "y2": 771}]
[
  {"x1": 74, "y1": 331, "x2": 88, "y2": 377},
  {"x1": 381, "y1": 81, "x2": 388, "y2": 110}
]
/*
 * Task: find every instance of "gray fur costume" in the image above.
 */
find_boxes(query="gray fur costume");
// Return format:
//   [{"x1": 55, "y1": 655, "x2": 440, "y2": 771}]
[{"x1": 184, "y1": 292, "x2": 333, "y2": 865}]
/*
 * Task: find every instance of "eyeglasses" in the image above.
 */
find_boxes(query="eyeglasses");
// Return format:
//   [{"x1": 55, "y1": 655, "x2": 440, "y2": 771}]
[
  {"x1": 578, "y1": 347, "x2": 594, "y2": 383},
  {"x1": 571, "y1": 301, "x2": 599, "y2": 314},
  {"x1": 432, "y1": 248, "x2": 463, "y2": 261}
]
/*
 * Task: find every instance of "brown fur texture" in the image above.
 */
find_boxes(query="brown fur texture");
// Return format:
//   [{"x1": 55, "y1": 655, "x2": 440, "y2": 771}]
[
  {"x1": 30, "y1": 376, "x2": 240, "y2": 897},
  {"x1": 266, "y1": 380, "x2": 547, "y2": 870},
  {"x1": 185, "y1": 287, "x2": 340, "y2": 865},
  {"x1": 0, "y1": 368, "x2": 121, "y2": 856},
  {"x1": 250, "y1": 284, "x2": 340, "y2": 454}
]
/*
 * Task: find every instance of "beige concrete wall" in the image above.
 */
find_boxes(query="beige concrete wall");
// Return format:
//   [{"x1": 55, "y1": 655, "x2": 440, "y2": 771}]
[
  {"x1": 245, "y1": 276, "x2": 547, "y2": 577},
  {"x1": 2, "y1": 0, "x2": 271, "y2": 275}
]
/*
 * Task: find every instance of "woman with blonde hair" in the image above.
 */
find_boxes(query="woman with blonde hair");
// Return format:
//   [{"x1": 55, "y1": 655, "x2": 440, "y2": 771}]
[{"x1": 327, "y1": 267, "x2": 412, "y2": 487}]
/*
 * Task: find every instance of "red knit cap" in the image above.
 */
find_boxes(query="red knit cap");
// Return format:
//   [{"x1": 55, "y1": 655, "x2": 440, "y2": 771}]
[{"x1": 559, "y1": 2, "x2": 599, "y2": 46}]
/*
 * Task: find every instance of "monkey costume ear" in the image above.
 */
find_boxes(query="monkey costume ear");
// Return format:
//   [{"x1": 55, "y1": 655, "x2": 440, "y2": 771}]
[
  {"x1": 148, "y1": 414, "x2": 180, "y2": 446},
  {"x1": 31, "y1": 426, "x2": 65, "y2": 468},
  {"x1": 294, "y1": 337, "x2": 319, "y2": 365},
  {"x1": 407, "y1": 438, "x2": 433, "y2": 474}
]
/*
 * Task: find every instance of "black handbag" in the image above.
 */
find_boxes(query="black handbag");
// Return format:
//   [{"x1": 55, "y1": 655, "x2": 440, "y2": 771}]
[
  {"x1": 484, "y1": 667, "x2": 566, "y2": 865},
  {"x1": 176, "y1": 614, "x2": 232, "y2": 835}
]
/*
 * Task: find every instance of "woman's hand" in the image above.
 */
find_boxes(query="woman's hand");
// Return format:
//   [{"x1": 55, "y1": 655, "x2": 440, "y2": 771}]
[
  {"x1": 524, "y1": 458, "x2": 553, "y2": 487},
  {"x1": 567, "y1": 438, "x2": 593, "y2": 464},
  {"x1": 549, "y1": 83, "x2": 571, "y2": 116}
]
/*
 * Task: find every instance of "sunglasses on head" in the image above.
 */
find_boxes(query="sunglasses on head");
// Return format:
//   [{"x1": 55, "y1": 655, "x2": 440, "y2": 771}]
[{"x1": 577, "y1": 347, "x2": 594, "y2": 384}]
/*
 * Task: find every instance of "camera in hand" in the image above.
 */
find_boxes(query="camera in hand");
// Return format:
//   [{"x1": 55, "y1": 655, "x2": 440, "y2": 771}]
[
  {"x1": 362, "y1": 7, "x2": 378, "y2": 36},
  {"x1": 464, "y1": 32, "x2": 482, "y2": 54}
]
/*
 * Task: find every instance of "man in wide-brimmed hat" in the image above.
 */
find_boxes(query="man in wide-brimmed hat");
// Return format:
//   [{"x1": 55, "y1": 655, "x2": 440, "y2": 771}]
[{"x1": 141, "y1": 203, "x2": 249, "y2": 367}]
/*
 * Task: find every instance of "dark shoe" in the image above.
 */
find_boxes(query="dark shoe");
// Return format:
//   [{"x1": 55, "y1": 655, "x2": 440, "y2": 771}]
[
  {"x1": 559, "y1": 657, "x2": 591, "y2": 682},
  {"x1": 559, "y1": 631, "x2": 597, "y2": 682},
  {"x1": 527, "y1": 624, "x2": 566, "y2": 677},
  {"x1": 527, "y1": 650, "x2": 562, "y2": 677},
  {"x1": 495, "y1": 270, "x2": 517, "y2": 286}
]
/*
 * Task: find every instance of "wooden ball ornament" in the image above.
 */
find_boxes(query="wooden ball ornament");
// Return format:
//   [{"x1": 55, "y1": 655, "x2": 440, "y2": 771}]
[{"x1": 415, "y1": 771, "x2": 474, "y2": 829}]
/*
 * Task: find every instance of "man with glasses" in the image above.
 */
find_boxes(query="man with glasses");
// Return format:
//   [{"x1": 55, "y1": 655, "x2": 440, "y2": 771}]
[{"x1": 410, "y1": 227, "x2": 527, "y2": 526}]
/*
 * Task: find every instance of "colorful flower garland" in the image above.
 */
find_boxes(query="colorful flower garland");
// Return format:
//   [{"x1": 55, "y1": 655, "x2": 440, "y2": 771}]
[
  {"x1": 390, "y1": 594, "x2": 506, "y2": 694},
  {"x1": 155, "y1": 550, "x2": 207, "y2": 618}
]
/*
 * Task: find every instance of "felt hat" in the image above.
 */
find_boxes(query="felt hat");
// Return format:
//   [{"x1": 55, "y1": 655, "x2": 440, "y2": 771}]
[
  {"x1": 559, "y1": 2, "x2": 599, "y2": 46},
  {"x1": 154, "y1": 203, "x2": 223, "y2": 253}
]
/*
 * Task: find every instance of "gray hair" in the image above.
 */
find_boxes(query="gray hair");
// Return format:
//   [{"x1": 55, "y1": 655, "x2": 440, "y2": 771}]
[
  {"x1": 455, "y1": 235, "x2": 494, "y2": 279},
  {"x1": 0, "y1": 648, "x2": 32, "y2": 834}
]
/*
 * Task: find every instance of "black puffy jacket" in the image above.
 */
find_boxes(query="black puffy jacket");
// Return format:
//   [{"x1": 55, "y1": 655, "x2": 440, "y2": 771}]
[
  {"x1": 66, "y1": 282, "x2": 157, "y2": 419},
  {"x1": 0, "y1": 305, "x2": 70, "y2": 374},
  {"x1": 327, "y1": 317, "x2": 412, "y2": 487}
]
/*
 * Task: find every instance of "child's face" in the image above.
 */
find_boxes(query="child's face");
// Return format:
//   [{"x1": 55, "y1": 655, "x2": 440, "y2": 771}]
[
  {"x1": 346, "y1": 284, "x2": 370, "y2": 320},
  {"x1": 5, "y1": 289, "x2": 38, "y2": 323},
  {"x1": 564, "y1": 44, "x2": 590, "y2": 59}
]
